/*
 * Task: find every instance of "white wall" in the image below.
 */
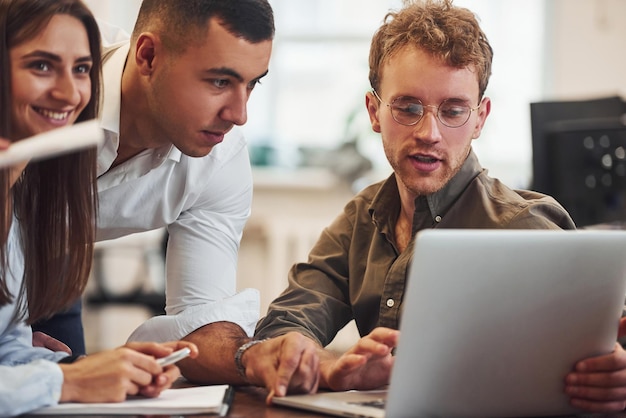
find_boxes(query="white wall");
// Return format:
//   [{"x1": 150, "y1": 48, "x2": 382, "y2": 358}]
[
  {"x1": 83, "y1": 0, "x2": 141, "y2": 33},
  {"x1": 548, "y1": 0, "x2": 626, "y2": 99}
]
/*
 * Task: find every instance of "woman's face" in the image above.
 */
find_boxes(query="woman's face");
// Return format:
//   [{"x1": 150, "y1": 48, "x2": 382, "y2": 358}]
[{"x1": 9, "y1": 14, "x2": 92, "y2": 140}]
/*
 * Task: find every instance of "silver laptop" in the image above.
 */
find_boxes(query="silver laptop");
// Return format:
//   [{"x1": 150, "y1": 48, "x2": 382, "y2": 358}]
[{"x1": 273, "y1": 229, "x2": 626, "y2": 418}]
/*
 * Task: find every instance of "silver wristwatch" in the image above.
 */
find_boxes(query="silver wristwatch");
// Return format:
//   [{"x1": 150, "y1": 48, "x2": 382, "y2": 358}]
[{"x1": 234, "y1": 338, "x2": 268, "y2": 379}]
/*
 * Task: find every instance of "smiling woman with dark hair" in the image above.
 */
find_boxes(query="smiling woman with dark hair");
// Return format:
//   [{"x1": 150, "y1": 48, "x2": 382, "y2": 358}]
[
  {"x1": 0, "y1": 0, "x2": 100, "y2": 332},
  {"x1": 0, "y1": 0, "x2": 196, "y2": 415}
]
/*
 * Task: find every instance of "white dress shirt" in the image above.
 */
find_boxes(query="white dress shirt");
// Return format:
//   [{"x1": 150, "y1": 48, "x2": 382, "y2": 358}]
[{"x1": 97, "y1": 39, "x2": 259, "y2": 342}]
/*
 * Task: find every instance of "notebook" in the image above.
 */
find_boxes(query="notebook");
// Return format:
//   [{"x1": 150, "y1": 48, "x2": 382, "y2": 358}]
[
  {"x1": 273, "y1": 229, "x2": 626, "y2": 418},
  {"x1": 0, "y1": 119, "x2": 104, "y2": 168},
  {"x1": 29, "y1": 385, "x2": 230, "y2": 415}
]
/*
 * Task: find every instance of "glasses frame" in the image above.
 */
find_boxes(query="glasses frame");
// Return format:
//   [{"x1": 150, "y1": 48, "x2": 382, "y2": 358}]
[{"x1": 372, "y1": 90, "x2": 481, "y2": 128}]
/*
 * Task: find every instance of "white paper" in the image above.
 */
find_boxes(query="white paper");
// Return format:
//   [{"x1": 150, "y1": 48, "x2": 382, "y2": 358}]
[
  {"x1": 0, "y1": 120, "x2": 104, "y2": 168},
  {"x1": 30, "y1": 385, "x2": 228, "y2": 415}
]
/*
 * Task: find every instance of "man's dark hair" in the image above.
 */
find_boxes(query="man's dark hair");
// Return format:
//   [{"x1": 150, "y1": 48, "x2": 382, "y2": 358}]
[{"x1": 132, "y1": 0, "x2": 275, "y2": 52}]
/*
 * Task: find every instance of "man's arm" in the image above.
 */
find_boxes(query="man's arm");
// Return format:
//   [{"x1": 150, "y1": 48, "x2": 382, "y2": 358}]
[
  {"x1": 176, "y1": 321, "x2": 248, "y2": 384},
  {"x1": 247, "y1": 193, "x2": 392, "y2": 398},
  {"x1": 123, "y1": 136, "x2": 259, "y2": 375},
  {"x1": 177, "y1": 323, "x2": 322, "y2": 402},
  {"x1": 254, "y1": 204, "x2": 359, "y2": 346}
]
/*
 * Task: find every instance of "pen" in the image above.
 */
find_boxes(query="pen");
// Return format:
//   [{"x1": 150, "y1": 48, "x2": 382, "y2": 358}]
[{"x1": 219, "y1": 385, "x2": 235, "y2": 417}]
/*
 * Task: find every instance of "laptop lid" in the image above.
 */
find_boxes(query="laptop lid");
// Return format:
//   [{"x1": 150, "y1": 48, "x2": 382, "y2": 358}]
[
  {"x1": 273, "y1": 229, "x2": 626, "y2": 418},
  {"x1": 387, "y1": 229, "x2": 626, "y2": 418}
]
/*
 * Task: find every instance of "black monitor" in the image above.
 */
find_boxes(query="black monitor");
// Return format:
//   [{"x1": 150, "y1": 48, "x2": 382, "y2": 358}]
[{"x1": 530, "y1": 96, "x2": 626, "y2": 227}]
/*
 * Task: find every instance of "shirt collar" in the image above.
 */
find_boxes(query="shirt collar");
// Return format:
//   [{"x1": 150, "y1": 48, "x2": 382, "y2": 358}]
[
  {"x1": 424, "y1": 149, "x2": 483, "y2": 218},
  {"x1": 369, "y1": 149, "x2": 483, "y2": 227},
  {"x1": 98, "y1": 42, "x2": 180, "y2": 177},
  {"x1": 100, "y1": 42, "x2": 128, "y2": 138}
]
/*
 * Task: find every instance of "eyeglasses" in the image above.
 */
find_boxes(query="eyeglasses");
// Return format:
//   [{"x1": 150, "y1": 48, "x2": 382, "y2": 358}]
[{"x1": 372, "y1": 90, "x2": 480, "y2": 128}]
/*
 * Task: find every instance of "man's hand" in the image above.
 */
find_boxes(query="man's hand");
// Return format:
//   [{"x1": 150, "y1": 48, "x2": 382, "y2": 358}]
[
  {"x1": 321, "y1": 327, "x2": 399, "y2": 392},
  {"x1": 32, "y1": 331, "x2": 72, "y2": 354},
  {"x1": 242, "y1": 332, "x2": 320, "y2": 404},
  {"x1": 565, "y1": 316, "x2": 626, "y2": 413}
]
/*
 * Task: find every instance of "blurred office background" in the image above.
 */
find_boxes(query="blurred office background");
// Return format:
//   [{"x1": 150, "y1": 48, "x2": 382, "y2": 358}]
[{"x1": 81, "y1": 0, "x2": 626, "y2": 352}]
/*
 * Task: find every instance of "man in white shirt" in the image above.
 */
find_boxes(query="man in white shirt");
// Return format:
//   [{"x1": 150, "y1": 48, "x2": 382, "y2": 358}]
[
  {"x1": 36, "y1": 0, "x2": 276, "y2": 385},
  {"x1": 98, "y1": 0, "x2": 276, "y2": 384}
]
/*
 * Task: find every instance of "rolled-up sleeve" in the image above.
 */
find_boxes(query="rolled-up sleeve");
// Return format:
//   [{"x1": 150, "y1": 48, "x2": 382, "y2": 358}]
[{"x1": 128, "y1": 288, "x2": 259, "y2": 341}]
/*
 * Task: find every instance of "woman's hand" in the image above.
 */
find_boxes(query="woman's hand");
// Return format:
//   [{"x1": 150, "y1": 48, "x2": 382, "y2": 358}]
[{"x1": 59, "y1": 341, "x2": 198, "y2": 403}]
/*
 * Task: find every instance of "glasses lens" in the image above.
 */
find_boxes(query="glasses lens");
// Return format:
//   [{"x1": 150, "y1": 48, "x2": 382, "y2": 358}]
[
  {"x1": 438, "y1": 100, "x2": 471, "y2": 127},
  {"x1": 390, "y1": 98, "x2": 423, "y2": 125}
]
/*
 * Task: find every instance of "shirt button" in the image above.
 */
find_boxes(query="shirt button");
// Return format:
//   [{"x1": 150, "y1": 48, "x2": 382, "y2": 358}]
[
  {"x1": 386, "y1": 299, "x2": 395, "y2": 308},
  {"x1": 435, "y1": 215, "x2": 442, "y2": 223}
]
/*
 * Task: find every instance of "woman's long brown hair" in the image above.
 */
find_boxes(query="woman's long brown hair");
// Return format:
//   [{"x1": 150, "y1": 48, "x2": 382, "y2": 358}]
[{"x1": 0, "y1": 0, "x2": 101, "y2": 324}]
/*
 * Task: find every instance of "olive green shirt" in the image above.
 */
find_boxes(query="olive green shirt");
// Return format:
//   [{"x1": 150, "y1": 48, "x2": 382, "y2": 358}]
[{"x1": 255, "y1": 151, "x2": 576, "y2": 346}]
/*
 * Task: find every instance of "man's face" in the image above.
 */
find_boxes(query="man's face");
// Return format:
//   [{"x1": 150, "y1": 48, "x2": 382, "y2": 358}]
[
  {"x1": 366, "y1": 46, "x2": 490, "y2": 200},
  {"x1": 144, "y1": 18, "x2": 272, "y2": 157}
]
